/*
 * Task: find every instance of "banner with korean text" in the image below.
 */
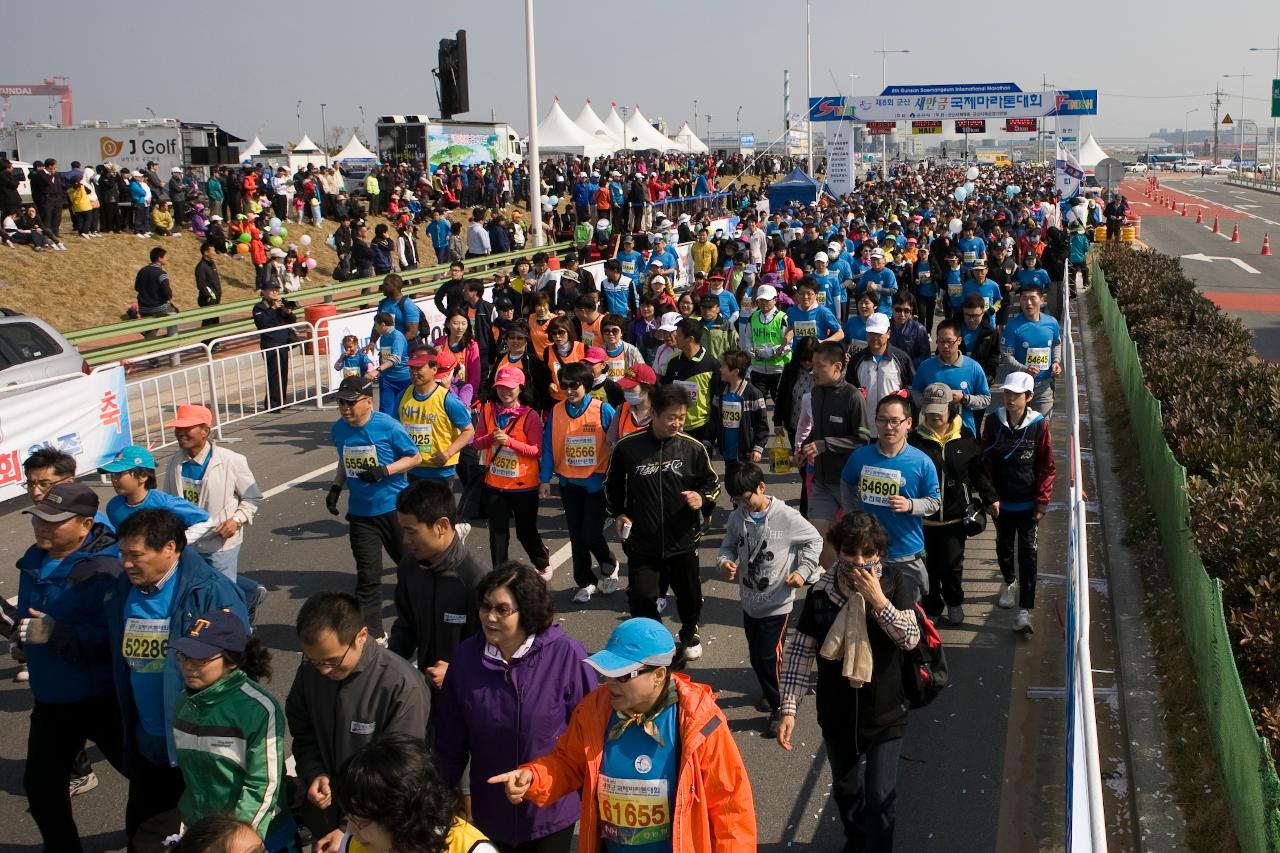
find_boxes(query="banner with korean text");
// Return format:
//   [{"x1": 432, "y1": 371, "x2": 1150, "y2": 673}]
[{"x1": 0, "y1": 366, "x2": 132, "y2": 502}]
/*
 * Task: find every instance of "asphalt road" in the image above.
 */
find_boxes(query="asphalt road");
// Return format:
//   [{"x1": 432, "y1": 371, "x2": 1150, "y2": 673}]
[
  {"x1": 0, "y1": 351, "x2": 1126, "y2": 851},
  {"x1": 1122, "y1": 175, "x2": 1280, "y2": 360}
]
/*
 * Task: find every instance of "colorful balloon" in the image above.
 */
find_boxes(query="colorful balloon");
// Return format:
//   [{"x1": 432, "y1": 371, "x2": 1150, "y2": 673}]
[
  {"x1": 963, "y1": 181, "x2": 975, "y2": 195},
  {"x1": 300, "y1": 234, "x2": 312, "y2": 246},
  {"x1": 305, "y1": 258, "x2": 318, "y2": 270},
  {"x1": 269, "y1": 235, "x2": 283, "y2": 247},
  {"x1": 954, "y1": 187, "x2": 967, "y2": 202},
  {"x1": 965, "y1": 166, "x2": 979, "y2": 181},
  {"x1": 238, "y1": 232, "x2": 251, "y2": 243},
  {"x1": 269, "y1": 217, "x2": 282, "y2": 229},
  {"x1": 236, "y1": 242, "x2": 250, "y2": 254}
]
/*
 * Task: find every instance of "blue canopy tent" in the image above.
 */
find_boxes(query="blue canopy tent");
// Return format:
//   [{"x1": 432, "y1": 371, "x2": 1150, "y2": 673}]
[{"x1": 767, "y1": 167, "x2": 826, "y2": 209}]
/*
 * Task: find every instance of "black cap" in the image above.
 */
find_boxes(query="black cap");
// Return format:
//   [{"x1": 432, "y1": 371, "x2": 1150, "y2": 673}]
[
  {"x1": 24, "y1": 482, "x2": 99, "y2": 522},
  {"x1": 335, "y1": 376, "x2": 375, "y2": 402}
]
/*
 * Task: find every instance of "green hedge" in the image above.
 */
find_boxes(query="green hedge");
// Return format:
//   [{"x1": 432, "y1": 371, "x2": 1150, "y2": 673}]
[{"x1": 1093, "y1": 245, "x2": 1280, "y2": 852}]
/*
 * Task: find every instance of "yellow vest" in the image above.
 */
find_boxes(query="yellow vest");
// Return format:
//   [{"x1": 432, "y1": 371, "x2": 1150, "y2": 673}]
[{"x1": 398, "y1": 384, "x2": 465, "y2": 470}]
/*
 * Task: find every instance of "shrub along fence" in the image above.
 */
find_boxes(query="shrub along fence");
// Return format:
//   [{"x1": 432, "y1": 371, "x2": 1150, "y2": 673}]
[{"x1": 1092, "y1": 245, "x2": 1280, "y2": 853}]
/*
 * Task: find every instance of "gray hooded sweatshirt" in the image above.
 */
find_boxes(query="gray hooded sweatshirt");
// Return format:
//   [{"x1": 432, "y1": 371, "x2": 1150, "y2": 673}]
[{"x1": 717, "y1": 497, "x2": 824, "y2": 618}]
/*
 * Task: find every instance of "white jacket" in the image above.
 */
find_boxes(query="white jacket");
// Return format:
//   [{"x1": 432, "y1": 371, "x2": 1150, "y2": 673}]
[{"x1": 160, "y1": 443, "x2": 263, "y2": 553}]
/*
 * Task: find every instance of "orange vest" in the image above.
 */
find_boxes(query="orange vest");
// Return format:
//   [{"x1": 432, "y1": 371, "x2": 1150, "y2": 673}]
[
  {"x1": 615, "y1": 401, "x2": 649, "y2": 442},
  {"x1": 577, "y1": 314, "x2": 604, "y2": 350},
  {"x1": 477, "y1": 403, "x2": 540, "y2": 491},
  {"x1": 544, "y1": 342, "x2": 585, "y2": 402},
  {"x1": 529, "y1": 315, "x2": 552, "y2": 357},
  {"x1": 551, "y1": 398, "x2": 608, "y2": 478}
]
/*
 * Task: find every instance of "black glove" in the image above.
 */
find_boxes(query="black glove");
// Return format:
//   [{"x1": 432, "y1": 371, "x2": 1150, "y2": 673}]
[
  {"x1": 325, "y1": 485, "x2": 343, "y2": 516},
  {"x1": 356, "y1": 465, "x2": 390, "y2": 484}
]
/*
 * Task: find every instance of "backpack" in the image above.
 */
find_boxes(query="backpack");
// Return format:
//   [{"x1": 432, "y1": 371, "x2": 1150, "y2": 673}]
[{"x1": 902, "y1": 604, "x2": 948, "y2": 708}]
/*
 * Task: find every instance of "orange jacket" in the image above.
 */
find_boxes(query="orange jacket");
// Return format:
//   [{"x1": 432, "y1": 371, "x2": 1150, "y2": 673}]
[{"x1": 523, "y1": 673, "x2": 756, "y2": 853}]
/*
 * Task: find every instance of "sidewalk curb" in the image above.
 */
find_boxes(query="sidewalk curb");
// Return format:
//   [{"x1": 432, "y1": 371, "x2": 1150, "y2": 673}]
[{"x1": 1079, "y1": 293, "x2": 1188, "y2": 851}]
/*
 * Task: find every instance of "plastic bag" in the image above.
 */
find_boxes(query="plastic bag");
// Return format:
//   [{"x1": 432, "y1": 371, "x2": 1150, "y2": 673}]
[{"x1": 770, "y1": 433, "x2": 793, "y2": 475}]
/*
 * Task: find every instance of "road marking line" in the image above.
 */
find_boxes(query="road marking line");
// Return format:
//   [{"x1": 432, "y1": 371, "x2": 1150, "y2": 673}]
[{"x1": 261, "y1": 462, "x2": 338, "y2": 498}]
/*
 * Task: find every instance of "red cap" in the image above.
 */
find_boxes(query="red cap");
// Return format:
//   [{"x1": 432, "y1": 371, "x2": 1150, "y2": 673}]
[
  {"x1": 616, "y1": 364, "x2": 657, "y2": 389},
  {"x1": 583, "y1": 346, "x2": 608, "y2": 364}
]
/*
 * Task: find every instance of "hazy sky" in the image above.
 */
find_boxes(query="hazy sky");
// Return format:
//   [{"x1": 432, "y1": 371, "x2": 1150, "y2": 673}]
[{"x1": 4, "y1": 0, "x2": 1279, "y2": 145}]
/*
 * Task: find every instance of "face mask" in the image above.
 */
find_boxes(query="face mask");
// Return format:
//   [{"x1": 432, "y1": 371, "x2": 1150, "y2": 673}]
[{"x1": 623, "y1": 390, "x2": 643, "y2": 405}]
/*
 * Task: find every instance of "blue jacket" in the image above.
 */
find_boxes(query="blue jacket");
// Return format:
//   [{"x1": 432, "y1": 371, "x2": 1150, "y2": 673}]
[
  {"x1": 105, "y1": 547, "x2": 248, "y2": 768},
  {"x1": 129, "y1": 180, "x2": 149, "y2": 206},
  {"x1": 434, "y1": 626, "x2": 597, "y2": 846},
  {"x1": 571, "y1": 181, "x2": 592, "y2": 207},
  {"x1": 16, "y1": 523, "x2": 123, "y2": 704},
  {"x1": 426, "y1": 218, "x2": 451, "y2": 249}
]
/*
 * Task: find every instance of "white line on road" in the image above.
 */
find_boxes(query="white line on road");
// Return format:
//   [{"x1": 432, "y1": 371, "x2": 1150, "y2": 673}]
[{"x1": 1180, "y1": 253, "x2": 1261, "y2": 274}]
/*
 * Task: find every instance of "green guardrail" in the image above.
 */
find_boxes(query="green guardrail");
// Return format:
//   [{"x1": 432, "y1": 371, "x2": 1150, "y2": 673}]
[
  {"x1": 1091, "y1": 254, "x2": 1280, "y2": 853},
  {"x1": 1226, "y1": 175, "x2": 1280, "y2": 194},
  {"x1": 67, "y1": 241, "x2": 575, "y2": 354}
]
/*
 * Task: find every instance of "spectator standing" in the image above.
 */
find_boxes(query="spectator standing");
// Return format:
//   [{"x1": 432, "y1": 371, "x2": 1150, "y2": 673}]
[
  {"x1": 467, "y1": 207, "x2": 492, "y2": 258},
  {"x1": 135, "y1": 247, "x2": 178, "y2": 340},
  {"x1": 252, "y1": 283, "x2": 296, "y2": 409}
]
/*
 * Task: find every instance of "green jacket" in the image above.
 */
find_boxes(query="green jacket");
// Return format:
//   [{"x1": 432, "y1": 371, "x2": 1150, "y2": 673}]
[
  {"x1": 662, "y1": 347, "x2": 721, "y2": 431},
  {"x1": 699, "y1": 317, "x2": 740, "y2": 362},
  {"x1": 173, "y1": 668, "x2": 286, "y2": 838}
]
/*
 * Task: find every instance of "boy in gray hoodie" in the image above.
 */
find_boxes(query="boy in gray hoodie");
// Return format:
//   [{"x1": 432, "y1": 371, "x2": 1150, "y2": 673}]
[{"x1": 718, "y1": 463, "x2": 824, "y2": 732}]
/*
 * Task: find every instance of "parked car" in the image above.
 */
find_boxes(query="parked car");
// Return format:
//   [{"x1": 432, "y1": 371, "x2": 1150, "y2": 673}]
[
  {"x1": 1208, "y1": 165, "x2": 1238, "y2": 175},
  {"x1": 0, "y1": 311, "x2": 89, "y2": 391},
  {"x1": 1124, "y1": 162, "x2": 1148, "y2": 173},
  {"x1": 1173, "y1": 160, "x2": 1204, "y2": 172}
]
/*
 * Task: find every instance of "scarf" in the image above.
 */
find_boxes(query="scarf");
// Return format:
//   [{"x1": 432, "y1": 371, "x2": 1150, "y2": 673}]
[
  {"x1": 607, "y1": 676, "x2": 678, "y2": 747},
  {"x1": 819, "y1": 581, "x2": 874, "y2": 688}
]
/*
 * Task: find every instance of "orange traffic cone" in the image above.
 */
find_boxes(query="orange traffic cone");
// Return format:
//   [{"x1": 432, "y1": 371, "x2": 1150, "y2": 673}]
[
  {"x1": 1181, "y1": 203, "x2": 1187, "y2": 216},
  {"x1": 1196, "y1": 207, "x2": 1204, "y2": 224},
  {"x1": 1212, "y1": 216, "x2": 1220, "y2": 234},
  {"x1": 1231, "y1": 223, "x2": 1240, "y2": 243},
  {"x1": 1262, "y1": 234, "x2": 1272, "y2": 256}
]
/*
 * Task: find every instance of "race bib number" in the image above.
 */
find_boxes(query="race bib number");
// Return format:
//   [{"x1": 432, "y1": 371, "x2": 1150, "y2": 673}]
[
  {"x1": 848, "y1": 338, "x2": 867, "y2": 353},
  {"x1": 816, "y1": 291, "x2": 827, "y2": 305},
  {"x1": 721, "y1": 400, "x2": 742, "y2": 429},
  {"x1": 607, "y1": 358, "x2": 627, "y2": 380},
  {"x1": 948, "y1": 281, "x2": 964, "y2": 299},
  {"x1": 582, "y1": 330, "x2": 597, "y2": 348},
  {"x1": 793, "y1": 319, "x2": 818, "y2": 337},
  {"x1": 858, "y1": 464, "x2": 903, "y2": 507},
  {"x1": 962, "y1": 250, "x2": 977, "y2": 263},
  {"x1": 178, "y1": 475, "x2": 202, "y2": 505},
  {"x1": 1025, "y1": 346, "x2": 1051, "y2": 373},
  {"x1": 489, "y1": 447, "x2": 520, "y2": 479},
  {"x1": 674, "y1": 379, "x2": 699, "y2": 405},
  {"x1": 342, "y1": 366, "x2": 360, "y2": 378},
  {"x1": 122, "y1": 617, "x2": 170, "y2": 673},
  {"x1": 621, "y1": 260, "x2": 636, "y2": 275},
  {"x1": 342, "y1": 444, "x2": 379, "y2": 478},
  {"x1": 597, "y1": 775, "x2": 671, "y2": 846},
  {"x1": 405, "y1": 423, "x2": 434, "y2": 457},
  {"x1": 379, "y1": 347, "x2": 391, "y2": 362},
  {"x1": 565, "y1": 435, "x2": 598, "y2": 468}
]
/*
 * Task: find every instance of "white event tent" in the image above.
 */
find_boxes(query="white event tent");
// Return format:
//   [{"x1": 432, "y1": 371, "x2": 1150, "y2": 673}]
[
  {"x1": 671, "y1": 122, "x2": 708, "y2": 153},
  {"x1": 537, "y1": 99, "x2": 613, "y2": 156},
  {"x1": 621, "y1": 106, "x2": 683, "y2": 152},
  {"x1": 240, "y1": 135, "x2": 265, "y2": 158},
  {"x1": 332, "y1": 133, "x2": 377, "y2": 165},
  {"x1": 573, "y1": 101, "x2": 621, "y2": 152},
  {"x1": 288, "y1": 134, "x2": 325, "y2": 170},
  {"x1": 1079, "y1": 135, "x2": 1109, "y2": 170}
]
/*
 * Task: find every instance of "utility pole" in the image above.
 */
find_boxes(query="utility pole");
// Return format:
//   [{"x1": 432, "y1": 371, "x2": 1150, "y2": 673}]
[{"x1": 1211, "y1": 83, "x2": 1223, "y2": 164}]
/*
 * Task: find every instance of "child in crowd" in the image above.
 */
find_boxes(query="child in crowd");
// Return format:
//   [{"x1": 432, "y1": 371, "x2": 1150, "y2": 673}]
[
  {"x1": 334, "y1": 334, "x2": 376, "y2": 379},
  {"x1": 711, "y1": 350, "x2": 769, "y2": 487}
]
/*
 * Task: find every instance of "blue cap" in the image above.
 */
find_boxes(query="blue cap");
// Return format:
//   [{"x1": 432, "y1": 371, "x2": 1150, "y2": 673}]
[
  {"x1": 98, "y1": 444, "x2": 156, "y2": 473},
  {"x1": 584, "y1": 618, "x2": 675, "y2": 677},
  {"x1": 172, "y1": 609, "x2": 248, "y2": 659}
]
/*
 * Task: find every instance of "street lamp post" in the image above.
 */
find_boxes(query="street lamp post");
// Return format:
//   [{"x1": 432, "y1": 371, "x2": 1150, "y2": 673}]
[
  {"x1": 1183, "y1": 108, "x2": 1199, "y2": 158},
  {"x1": 295, "y1": 101, "x2": 303, "y2": 143},
  {"x1": 693, "y1": 100, "x2": 698, "y2": 138},
  {"x1": 524, "y1": 0, "x2": 544, "y2": 247},
  {"x1": 1250, "y1": 38, "x2": 1280, "y2": 174},
  {"x1": 805, "y1": 0, "x2": 813, "y2": 173},
  {"x1": 849, "y1": 73, "x2": 861, "y2": 183},
  {"x1": 874, "y1": 47, "x2": 910, "y2": 179},
  {"x1": 320, "y1": 103, "x2": 330, "y2": 167},
  {"x1": 736, "y1": 105, "x2": 743, "y2": 149},
  {"x1": 1224, "y1": 70, "x2": 1252, "y2": 166}
]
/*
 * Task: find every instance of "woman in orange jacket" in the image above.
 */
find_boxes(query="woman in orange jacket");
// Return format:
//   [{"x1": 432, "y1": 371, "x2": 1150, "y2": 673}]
[{"x1": 489, "y1": 618, "x2": 756, "y2": 853}]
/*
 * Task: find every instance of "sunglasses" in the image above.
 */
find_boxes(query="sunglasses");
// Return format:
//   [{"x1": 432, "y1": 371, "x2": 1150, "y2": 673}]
[
  {"x1": 607, "y1": 665, "x2": 658, "y2": 684},
  {"x1": 561, "y1": 381, "x2": 583, "y2": 391}
]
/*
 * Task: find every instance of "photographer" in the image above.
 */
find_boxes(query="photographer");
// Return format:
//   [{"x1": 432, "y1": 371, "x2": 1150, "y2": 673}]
[{"x1": 252, "y1": 283, "x2": 296, "y2": 409}]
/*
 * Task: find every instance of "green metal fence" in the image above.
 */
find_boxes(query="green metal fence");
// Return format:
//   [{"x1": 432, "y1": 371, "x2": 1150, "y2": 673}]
[
  {"x1": 67, "y1": 242, "x2": 574, "y2": 365},
  {"x1": 1092, "y1": 255, "x2": 1280, "y2": 853}
]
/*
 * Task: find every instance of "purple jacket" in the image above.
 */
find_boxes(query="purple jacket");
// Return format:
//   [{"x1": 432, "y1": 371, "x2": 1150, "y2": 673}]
[{"x1": 434, "y1": 625, "x2": 597, "y2": 845}]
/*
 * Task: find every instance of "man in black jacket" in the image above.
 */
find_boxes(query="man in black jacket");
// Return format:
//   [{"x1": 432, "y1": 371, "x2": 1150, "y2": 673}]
[
  {"x1": 135, "y1": 247, "x2": 177, "y2": 339},
  {"x1": 0, "y1": 160, "x2": 23, "y2": 218},
  {"x1": 605, "y1": 384, "x2": 721, "y2": 660},
  {"x1": 390, "y1": 478, "x2": 489, "y2": 689},
  {"x1": 958, "y1": 294, "x2": 1000, "y2": 381},
  {"x1": 195, "y1": 242, "x2": 222, "y2": 337},
  {"x1": 31, "y1": 159, "x2": 65, "y2": 242}
]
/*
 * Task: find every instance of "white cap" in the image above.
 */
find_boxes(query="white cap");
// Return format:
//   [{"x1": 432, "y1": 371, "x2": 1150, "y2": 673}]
[
  {"x1": 814, "y1": 251, "x2": 829, "y2": 264},
  {"x1": 657, "y1": 311, "x2": 683, "y2": 332},
  {"x1": 754, "y1": 284, "x2": 778, "y2": 301},
  {"x1": 1000, "y1": 372, "x2": 1036, "y2": 394},
  {"x1": 649, "y1": 274, "x2": 667, "y2": 287},
  {"x1": 678, "y1": 213, "x2": 691, "y2": 223},
  {"x1": 828, "y1": 241, "x2": 844, "y2": 254},
  {"x1": 870, "y1": 248, "x2": 885, "y2": 259},
  {"x1": 865, "y1": 313, "x2": 890, "y2": 335},
  {"x1": 210, "y1": 214, "x2": 223, "y2": 221}
]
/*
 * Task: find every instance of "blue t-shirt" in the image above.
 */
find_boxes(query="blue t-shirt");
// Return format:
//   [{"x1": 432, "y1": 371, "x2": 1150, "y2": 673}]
[
  {"x1": 841, "y1": 443, "x2": 940, "y2": 560},
  {"x1": 958, "y1": 236, "x2": 987, "y2": 268},
  {"x1": 943, "y1": 268, "x2": 966, "y2": 308},
  {"x1": 718, "y1": 386, "x2": 743, "y2": 461},
  {"x1": 912, "y1": 355, "x2": 991, "y2": 433},
  {"x1": 123, "y1": 574, "x2": 179, "y2": 742},
  {"x1": 599, "y1": 703, "x2": 679, "y2": 853},
  {"x1": 614, "y1": 250, "x2": 644, "y2": 279},
  {"x1": 962, "y1": 280, "x2": 1002, "y2": 327},
  {"x1": 785, "y1": 305, "x2": 840, "y2": 341},
  {"x1": 707, "y1": 287, "x2": 740, "y2": 322},
  {"x1": 859, "y1": 267, "x2": 898, "y2": 313},
  {"x1": 376, "y1": 297, "x2": 423, "y2": 337},
  {"x1": 107, "y1": 489, "x2": 210, "y2": 530},
  {"x1": 377, "y1": 330, "x2": 411, "y2": 383},
  {"x1": 1002, "y1": 314, "x2": 1061, "y2": 383},
  {"x1": 405, "y1": 387, "x2": 473, "y2": 480},
  {"x1": 1014, "y1": 268, "x2": 1050, "y2": 291},
  {"x1": 914, "y1": 261, "x2": 936, "y2": 299},
  {"x1": 338, "y1": 352, "x2": 375, "y2": 378},
  {"x1": 810, "y1": 271, "x2": 842, "y2": 310},
  {"x1": 332, "y1": 412, "x2": 420, "y2": 516},
  {"x1": 176, "y1": 446, "x2": 214, "y2": 505}
]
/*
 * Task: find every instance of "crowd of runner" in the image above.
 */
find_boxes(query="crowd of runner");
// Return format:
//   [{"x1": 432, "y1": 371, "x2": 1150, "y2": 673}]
[{"x1": 12, "y1": 157, "x2": 1094, "y2": 853}]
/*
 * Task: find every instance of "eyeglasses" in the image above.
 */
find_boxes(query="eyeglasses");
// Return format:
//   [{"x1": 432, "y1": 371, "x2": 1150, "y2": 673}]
[
  {"x1": 936, "y1": 337, "x2": 960, "y2": 346},
  {"x1": 479, "y1": 601, "x2": 519, "y2": 619},
  {"x1": 561, "y1": 381, "x2": 583, "y2": 391},
  {"x1": 178, "y1": 651, "x2": 223, "y2": 666},
  {"x1": 874, "y1": 416, "x2": 908, "y2": 428},
  {"x1": 551, "y1": 330, "x2": 570, "y2": 338},
  {"x1": 606, "y1": 665, "x2": 658, "y2": 684},
  {"x1": 602, "y1": 327, "x2": 622, "y2": 335},
  {"x1": 303, "y1": 639, "x2": 356, "y2": 670},
  {"x1": 23, "y1": 476, "x2": 71, "y2": 492},
  {"x1": 893, "y1": 307, "x2": 912, "y2": 314}
]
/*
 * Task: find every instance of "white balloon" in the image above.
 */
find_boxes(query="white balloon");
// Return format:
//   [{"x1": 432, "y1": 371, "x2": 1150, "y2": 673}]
[
  {"x1": 949, "y1": 217, "x2": 962, "y2": 235},
  {"x1": 300, "y1": 234, "x2": 312, "y2": 246},
  {"x1": 965, "y1": 166, "x2": 979, "y2": 181}
]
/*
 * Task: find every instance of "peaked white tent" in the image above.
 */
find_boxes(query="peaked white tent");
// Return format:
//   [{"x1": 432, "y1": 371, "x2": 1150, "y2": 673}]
[
  {"x1": 1079, "y1": 134, "x2": 1109, "y2": 170},
  {"x1": 604, "y1": 105, "x2": 626, "y2": 143},
  {"x1": 240, "y1": 135, "x2": 265, "y2": 158},
  {"x1": 622, "y1": 106, "x2": 682, "y2": 152},
  {"x1": 671, "y1": 122, "x2": 708, "y2": 153},
  {"x1": 333, "y1": 133, "x2": 377, "y2": 164},
  {"x1": 289, "y1": 134, "x2": 325, "y2": 170},
  {"x1": 537, "y1": 99, "x2": 613, "y2": 156},
  {"x1": 573, "y1": 102, "x2": 621, "y2": 152}
]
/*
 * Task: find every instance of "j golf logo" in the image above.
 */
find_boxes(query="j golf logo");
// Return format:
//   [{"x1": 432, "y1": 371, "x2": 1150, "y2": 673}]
[{"x1": 100, "y1": 137, "x2": 125, "y2": 159}]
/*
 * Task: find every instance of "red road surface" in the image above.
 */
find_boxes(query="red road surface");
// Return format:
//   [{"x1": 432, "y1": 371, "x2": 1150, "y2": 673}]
[{"x1": 1120, "y1": 177, "x2": 1243, "y2": 221}]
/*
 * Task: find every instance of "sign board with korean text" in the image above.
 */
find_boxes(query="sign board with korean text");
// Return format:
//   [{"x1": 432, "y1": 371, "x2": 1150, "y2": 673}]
[
  {"x1": 865, "y1": 122, "x2": 895, "y2": 136},
  {"x1": 1005, "y1": 118, "x2": 1038, "y2": 133},
  {"x1": 0, "y1": 366, "x2": 131, "y2": 502},
  {"x1": 955, "y1": 119, "x2": 987, "y2": 134},
  {"x1": 825, "y1": 121, "x2": 856, "y2": 196},
  {"x1": 912, "y1": 121, "x2": 942, "y2": 135},
  {"x1": 809, "y1": 84, "x2": 1097, "y2": 122}
]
